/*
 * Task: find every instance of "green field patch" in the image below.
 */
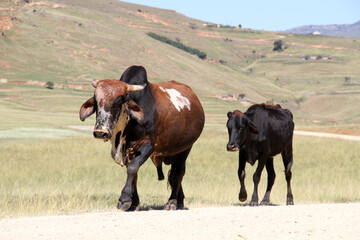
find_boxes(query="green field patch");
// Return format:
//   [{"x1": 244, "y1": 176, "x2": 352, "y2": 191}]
[
  {"x1": 0, "y1": 128, "x2": 88, "y2": 139},
  {"x1": 0, "y1": 131, "x2": 359, "y2": 217}
]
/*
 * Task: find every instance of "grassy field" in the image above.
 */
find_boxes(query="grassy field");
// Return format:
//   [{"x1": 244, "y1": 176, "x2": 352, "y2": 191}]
[{"x1": 1, "y1": 127, "x2": 359, "y2": 218}]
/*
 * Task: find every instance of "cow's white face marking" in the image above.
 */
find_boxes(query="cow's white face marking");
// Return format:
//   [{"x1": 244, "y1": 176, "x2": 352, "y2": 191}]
[
  {"x1": 96, "y1": 108, "x2": 112, "y2": 131},
  {"x1": 159, "y1": 87, "x2": 191, "y2": 112},
  {"x1": 95, "y1": 88, "x2": 115, "y2": 132},
  {"x1": 111, "y1": 104, "x2": 130, "y2": 166}
]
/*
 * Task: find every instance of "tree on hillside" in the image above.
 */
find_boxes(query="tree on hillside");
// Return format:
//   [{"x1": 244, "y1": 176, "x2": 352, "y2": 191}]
[
  {"x1": 45, "y1": 81, "x2": 54, "y2": 89},
  {"x1": 146, "y1": 32, "x2": 207, "y2": 60},
  {"x1": 273, "y1": 40, "x2": 283, "y2": 51}
]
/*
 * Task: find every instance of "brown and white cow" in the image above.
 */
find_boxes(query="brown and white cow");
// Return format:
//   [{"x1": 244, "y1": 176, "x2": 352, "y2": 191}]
[{"x1": 80, "y1": 66, "x2": 205, "y2": 211}]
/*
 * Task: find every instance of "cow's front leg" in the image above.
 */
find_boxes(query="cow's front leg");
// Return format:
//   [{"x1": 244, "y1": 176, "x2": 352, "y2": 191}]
[
  {"x1": 238, "y1": 149, "x2": 247, "y2": 202},
  {"x1": 117, "y1": 143, "x2": 153, "y2": 211},
  {"x1": 250, "y1": 156, "x2": 266, "y2": 206}
]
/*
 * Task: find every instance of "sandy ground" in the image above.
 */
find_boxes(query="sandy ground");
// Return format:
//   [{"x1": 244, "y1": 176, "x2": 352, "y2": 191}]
[{"x1": 1, "y1": 203, "x2": 359, "y2": 240}]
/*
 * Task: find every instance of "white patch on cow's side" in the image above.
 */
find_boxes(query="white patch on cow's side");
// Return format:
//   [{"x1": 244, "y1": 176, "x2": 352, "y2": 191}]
[{"x1": 159, "y1": 87, "x2": 191, "y2": 112}]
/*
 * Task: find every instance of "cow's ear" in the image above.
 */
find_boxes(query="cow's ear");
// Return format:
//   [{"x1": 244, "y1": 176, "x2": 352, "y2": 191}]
[
  {"x1": 227, "y1": 112, "x2": 233, "y2": 119},
  {"x1": 80, "y1": 97, "x2": 95, "y2": 121},
  {"x1": 245, "y1": 117, "x2": 258, "y2": 134},
  {"x1": 126, "y1": 99, "x2": 144, "y2": 124}
]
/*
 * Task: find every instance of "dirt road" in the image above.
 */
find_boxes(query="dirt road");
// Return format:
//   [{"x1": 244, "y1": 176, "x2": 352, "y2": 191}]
[
  {"x1": 1, "y1": 203, "x2": 359, "y2": 240},
  {"x1": 294, "y1": 130, "x2": 360, "y2": 141}
]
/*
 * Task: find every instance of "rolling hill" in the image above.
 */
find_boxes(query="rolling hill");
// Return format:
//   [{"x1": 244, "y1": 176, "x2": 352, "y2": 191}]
[{"x1": 0, "y1": 0, "x2": 360, "y2": 133}]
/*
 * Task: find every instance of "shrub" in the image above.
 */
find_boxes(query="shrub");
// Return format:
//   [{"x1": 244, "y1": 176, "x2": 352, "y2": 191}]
[
  {"x1": 295, "y1": 96, "x2": 306, "y2": 105},
  {"x1": 273, "y1": 40, "x2": 283, "y2": 51},
  {"x1": 344, "y1": 76, "x2": 351, "y2": 84},
  {"x1": 45, "y1": 81, "x2": 54, "y2": 89},
  {"x1": 266, "y1": 99, "x2": 274, "y2": 105},
  {"x1": 147, "y1": 32, "x2": 207, "y2": 59}
]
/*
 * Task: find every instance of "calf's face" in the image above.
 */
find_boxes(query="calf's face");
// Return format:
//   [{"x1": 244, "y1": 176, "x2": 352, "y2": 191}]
[
  {"x1": 226, "y1": 110, "x2": 258, "y2": 152},
  {"x1": 79, "y1": 79, "x2": 145, "y2": 140}
]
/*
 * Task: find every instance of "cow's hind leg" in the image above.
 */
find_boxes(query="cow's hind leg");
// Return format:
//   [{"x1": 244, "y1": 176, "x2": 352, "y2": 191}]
[
  {"x1": 260, "y1": 157, "x2": 275, "y2": 205},
  {"x1": 164, "y1": 147, "x2": 191, "y2": 210},
  {"x1": 282, "y1": 145, "x2": 294, "y2": 205}
]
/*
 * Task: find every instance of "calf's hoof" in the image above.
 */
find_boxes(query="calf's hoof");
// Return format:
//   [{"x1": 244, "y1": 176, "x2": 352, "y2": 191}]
[
  {"x1": 117, "y1": 201, "x2": 133, "y2": 211},
  {"x1": 249, "y1": 201, "x2": 259, "y2": 206},
  {"x1": 260, "y1": 200, "x2": 270, "y2": 206},
  {"x1": 286, "y1": 199, "x2": 294, "y2": 205},
  {"x1": 238, "y1": 192, "x2": 247, "y2": 202},
  {"x1": 164, "y1": 199, "x2": 178, "y2": 211},
  {"x1": 260, "y1": 196, "x2": 271, "y2": 205}
]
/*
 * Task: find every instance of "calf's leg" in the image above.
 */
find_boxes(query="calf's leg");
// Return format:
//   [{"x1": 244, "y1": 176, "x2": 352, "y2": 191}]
[
  {"x1": 250, "y1": 156, "x2": 266, "y2": 206},
  {"x1": 261, "y1": 157, "x2": 275, "y2": 205},
  {"x1": 282, "y1": 145, "x2": 294, "y2": 205},
  {"x1": 238, "y1": 150, "x2": 247, "y2": 202}
]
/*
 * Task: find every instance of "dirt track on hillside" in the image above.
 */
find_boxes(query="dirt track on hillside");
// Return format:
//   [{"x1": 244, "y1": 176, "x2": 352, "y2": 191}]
[{"x1": 1, "y1": 203, "x2": 359, "y2": 240}]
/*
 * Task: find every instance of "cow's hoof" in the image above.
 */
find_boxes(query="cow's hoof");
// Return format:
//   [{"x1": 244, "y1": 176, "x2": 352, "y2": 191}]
[
  {"x1": 239, "y1": 192, "x2": 247, "y2": 202},
  {"x1": 164, "y1": 199, "x2": 177, "y2": 211},
  {"x1": 177, "y1": 203, "x2": 184, "y2": 210},
  {"x1": 249, "y1": 201, "x2": 259, "y2": 206},
  {"x1": 286, "y1": 199, "x2": 294, "y2": 205},
  {"x1": 117, "y1": 201, "x2": 132, "y2": 211}
]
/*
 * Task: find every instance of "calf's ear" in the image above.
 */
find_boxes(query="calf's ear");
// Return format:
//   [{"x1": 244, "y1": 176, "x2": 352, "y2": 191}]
[
  {"x1": 80, "y1": 97, "x2": 95, "y2": 121},
  {"x1": 227, "y1": 111, "x2": 233, "y2": 119},
  {"x1": 125, "y1": 99, "x2": 144, "y2": 124},
  {"x1": 245, "y1": 117, "x2": 259, "y2": 134}
]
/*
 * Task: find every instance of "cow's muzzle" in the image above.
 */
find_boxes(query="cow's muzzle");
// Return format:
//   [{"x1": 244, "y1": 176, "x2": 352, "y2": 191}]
[
  {"x1": 93, "y1": 129, "x2": 111, "y2": 140},
  {"x1": 227, "y1": 144, "x2": 239, "y2": 152}
]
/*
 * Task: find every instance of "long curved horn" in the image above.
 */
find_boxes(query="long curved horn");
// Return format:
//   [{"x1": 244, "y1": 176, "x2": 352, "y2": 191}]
[
  {"x1": 92, "y1": 79, "x2": 98, "y2": 88},
  {"x1": 127, "y1": 83, "x2": 146, "y2": 92}
]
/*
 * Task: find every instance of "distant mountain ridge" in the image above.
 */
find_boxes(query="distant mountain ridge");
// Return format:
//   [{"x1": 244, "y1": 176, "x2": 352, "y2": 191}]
[{"x1": 284, "y1": 20, "x2": 360, "y2": 38}]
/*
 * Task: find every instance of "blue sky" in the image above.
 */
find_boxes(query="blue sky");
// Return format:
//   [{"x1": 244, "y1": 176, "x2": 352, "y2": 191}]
[{"x1": 122, "y1": 0, "x2": 359, "y2": 31}]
